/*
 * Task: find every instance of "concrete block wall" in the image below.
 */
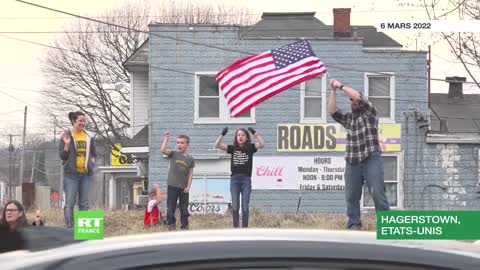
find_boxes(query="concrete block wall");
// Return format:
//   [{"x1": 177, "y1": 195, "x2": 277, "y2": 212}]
[{"x1": 402, "y1": 117, "x2": 480, "y2": 210}]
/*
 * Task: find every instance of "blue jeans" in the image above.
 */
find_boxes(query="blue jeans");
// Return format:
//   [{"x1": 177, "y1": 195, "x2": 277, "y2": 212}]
[
  {"x1": 230, "y1": 175, "x2": 252, "y2": 228},
  {"x1": 345, "y1": 151, "x2": 390, "y2": 228},
  {"x1": 63, "y1": 173, "x2": 92, "y2": 228},
  {"x1": 166, "y1": 185, "x2": 190, "y2": 230}
]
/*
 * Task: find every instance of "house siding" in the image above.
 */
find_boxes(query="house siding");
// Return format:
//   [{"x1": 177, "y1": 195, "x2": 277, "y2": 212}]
[
  {"x1": 131, "y1": 72, "x2": 150, "y2": 137},
  {"x1": 144, "y1": 24, "x2": 478, "y2": 213}
]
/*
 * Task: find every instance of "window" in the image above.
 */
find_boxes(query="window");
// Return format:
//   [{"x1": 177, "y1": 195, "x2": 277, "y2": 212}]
[
  {"x1": 362, "y1": 154, "x2": 401, "y2": 208},
  {"x1": 300, "y1": 76, "x2": 326, "y2": 122},
  {"x1": 364, "y1": 73, "x2": 395, "y2": 122},
  {"x1": 195, "y1": 72, "x2": 255, "y2": 124}
]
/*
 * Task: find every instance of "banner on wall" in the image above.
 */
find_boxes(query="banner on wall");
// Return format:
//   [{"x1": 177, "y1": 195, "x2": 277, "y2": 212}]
[
  {"x1": 277, "y1": 123, "x2": 401, "y2": 152},
  {"x1": 189, "y1": 177, "x2": 231, "y2": 215},
  {"x1": 252, "y1": 156, "x2": 346, "y2": 190},
  {"x1": 111, "y1": 144, "x2": 134, "y2": 166}
]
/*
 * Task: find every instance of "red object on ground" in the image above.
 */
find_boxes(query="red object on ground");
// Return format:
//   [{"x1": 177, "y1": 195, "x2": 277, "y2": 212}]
[{"x1": 51, "y1": 192, "x2": 59, "y2": 202}]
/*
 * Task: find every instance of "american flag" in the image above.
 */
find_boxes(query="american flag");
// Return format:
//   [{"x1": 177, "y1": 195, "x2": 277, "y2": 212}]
[{"x1": 216, "y1": 40, "x2": 327, "y2": 117}]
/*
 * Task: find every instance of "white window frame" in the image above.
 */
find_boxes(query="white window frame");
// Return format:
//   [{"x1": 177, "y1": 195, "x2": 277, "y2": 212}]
[
  {"x1": 364, "y1": 72, "x2": 395, "y2": 123},
  {"x1": 300, "y1": 75, "x2": 327, "y2": 123},
  {"x1": 194, "y1": 72, "x2": 255, "y2": 124},
  {"x1": 361, "y1": 151, "x2": 403, "y2": 210}
]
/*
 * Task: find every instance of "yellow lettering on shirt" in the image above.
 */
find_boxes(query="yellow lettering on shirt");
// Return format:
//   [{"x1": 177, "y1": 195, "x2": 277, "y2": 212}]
[
  {"x1": 72, "y1": 131, "x2": 87, "y2": 174},
  {"x1": 175, "y1": 160, "x2": 188, "y2": 172}
]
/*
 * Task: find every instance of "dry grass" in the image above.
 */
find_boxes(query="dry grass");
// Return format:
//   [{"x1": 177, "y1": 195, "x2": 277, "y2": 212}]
[{"x1": 27, "y1": 208, "x2": 377, "y2": 238}]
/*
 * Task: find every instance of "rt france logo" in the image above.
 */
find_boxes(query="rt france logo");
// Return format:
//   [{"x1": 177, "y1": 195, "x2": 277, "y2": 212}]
[{"x1": 74, "y1": 210, "x2": 104, "y2": 240}]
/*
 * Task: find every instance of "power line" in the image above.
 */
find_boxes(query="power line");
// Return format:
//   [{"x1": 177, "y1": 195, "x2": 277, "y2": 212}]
[
  {"x1": 0, "y1": 89, "x2": 50, "y2": 115},
  {"x1": 0, "y1": 119, "x2": 26, "y2": 122},
  {"x1": 0, "y1": 31, "x2": 145, "y2": 34},
  {"x1": 0, "y1": 34, "x2": 72, "y2": 52},
  {"x1": 0, "y1": 26, "x2": 459, "y2": 34},
  {"x1": 0, "y1": 86, "x2": 43, "y2": 92},
  {"x1": 34, "y1": 167, "x2": 61, "y2": 176},
  {"x1": 6, "y1": 1, "x2": 479, "y2": 114},
  {"x1": 432, "y1": 53, "x2": 459, "y2": 63},
  {"x1": 0, "y1": 34, "x2": 125, "y2": 64},
  {"x1": 0, "y1": 109, "x2": 25, "y2": 115},
  {"x1": 0, "y1": 8, "x2": 455, "y2": 20},
  {"x1": 327, "y1": 64, "x2": 478, "y2": 85},
  {"x1": 34, "y1": 159, "x2": 62, "y2": 167},
  {"x1": 12, "y1": 1, "x2": 479, "y2": 87},
  {"x1": 0, "y1": 67, "x2": 44, "y2": 77},
  {"x1": 152, "y1": 66, "x2": 480, "y2": 106},
  {"x1": 0, "y1": 29, "x2": 389, "y2": 34},
  {"x1": 1, "y1": 15, "x2": 256, "y2": 19},
  {"x1": 0, "y1": 52, "x2": 477, "y2": 110},
  {"x1": 15, "y1": 0, "x2": 249, "y2": 55},
  {"x1": 0, "y1": 37, "x2": 478, "y2": 109}
]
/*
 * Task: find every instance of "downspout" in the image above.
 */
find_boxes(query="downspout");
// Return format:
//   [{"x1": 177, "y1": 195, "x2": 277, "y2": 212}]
[{"x1": 403, "y1": 112, "x2": 409, "y2": 209}]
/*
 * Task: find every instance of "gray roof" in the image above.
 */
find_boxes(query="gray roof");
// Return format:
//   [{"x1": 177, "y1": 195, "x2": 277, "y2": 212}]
[
  {"x1": 125, "y1": 12, "x2": 402, "y2": 68},
  {"x1": 123, "y1": 40, "x2": 149, "y2": 70},
  {"x1": 430, "y1": 93, "x2": 480, "y2": 133},
  {"x1": 240, "y1": 12, "x2": 402, "y2": 47},
  {"x1": 349, "y1": 25, "x2": 401, "y2": 47},
  {"x1": 123, "y1": 125, "x2": 148, "y2": 147},
  {"x1": 240, "y1": 12, "x2": 333, "y2": 39}
]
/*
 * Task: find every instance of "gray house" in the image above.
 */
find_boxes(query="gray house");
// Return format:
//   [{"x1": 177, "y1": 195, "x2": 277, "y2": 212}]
[
  {"x1": 423, "y1": 77, "x2": 480, "y2": 209},
  {"x1": 123, "y1": 9, "x2": 478, "y2": 213}
]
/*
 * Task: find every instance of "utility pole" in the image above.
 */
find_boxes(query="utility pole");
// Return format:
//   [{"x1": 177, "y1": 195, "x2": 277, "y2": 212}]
[
  {"x1": 53, "y1": 118, "x2": 57, "y2": 143},
  {"x1": 427, "y1": 45, "x2": 440, "y2": 122},
  {"x1": 30, "y1": 151, "x2": 36, "y2": 183},
  {"x1": 428, "y1": 45, "x2": 431, "y2": 109},
  {"x1": 19, "y1": 106, "x2": 27, "y2": 184},
  {"x1": 8, "y1": 134, "x2": 16, "y2": 199}
]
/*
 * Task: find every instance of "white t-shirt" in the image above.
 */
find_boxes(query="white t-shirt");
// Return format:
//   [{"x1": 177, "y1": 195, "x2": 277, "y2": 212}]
[{"x1": 147, "y1": 199, "x2": 159, "y2": 213}]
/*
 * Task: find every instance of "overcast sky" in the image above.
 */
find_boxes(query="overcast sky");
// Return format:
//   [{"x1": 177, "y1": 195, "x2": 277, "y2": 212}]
[{"x1": 0, "y1": 0, "x2": 476, "y2": 144}]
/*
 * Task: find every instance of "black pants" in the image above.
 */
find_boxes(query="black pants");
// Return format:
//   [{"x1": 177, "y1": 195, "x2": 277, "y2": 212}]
[{"x1": 166, "y1": 185, "x2": 189, "y2": 229}]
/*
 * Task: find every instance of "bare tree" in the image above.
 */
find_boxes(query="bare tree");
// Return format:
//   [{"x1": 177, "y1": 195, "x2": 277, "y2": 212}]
[
  {"x1": 42, "y1": 1, "x2": 150, "y2": 146},
  {"x1": 152, "y1": 0, "x2": 258, "y2": 25},
  {"x1": 0, "y1": 128, "x2": 49, "y2": 185},
  {"x1": 42, "y1": 1, "x2": 255, "y2": 147},
  {"x1": 419, "y1": 0, "x2": 480, "y2": 88}
]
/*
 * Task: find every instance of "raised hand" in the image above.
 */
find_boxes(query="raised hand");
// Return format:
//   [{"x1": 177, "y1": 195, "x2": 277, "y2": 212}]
[
  {"x1": 34, "y1": 210, "x2": 42, "y2": 224},
  {"x1": 62, "y1": 133, "x2": 71, "y2": 145},
  {"x1": 329, "y1": 78, "x2": 342, "y2": 89},
  {"x1": 221, "y1": 126, "x2": 228, "y2": 136}
]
